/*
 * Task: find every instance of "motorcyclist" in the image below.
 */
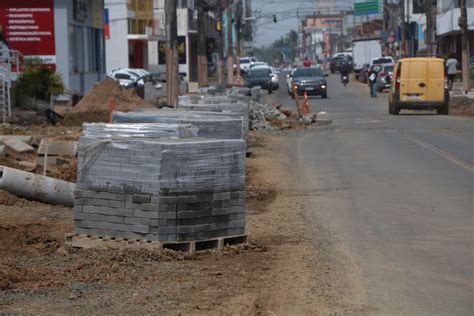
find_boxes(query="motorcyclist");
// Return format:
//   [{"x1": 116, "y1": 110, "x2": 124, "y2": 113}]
[{"x1": 340, "y1": 58, "x2": 350, "y2": 82}]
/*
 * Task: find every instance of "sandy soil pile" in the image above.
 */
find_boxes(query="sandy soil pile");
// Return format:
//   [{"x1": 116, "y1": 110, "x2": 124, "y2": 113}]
[{"x1": 60, "y1": 79, "x2": 154, "y2": 125}]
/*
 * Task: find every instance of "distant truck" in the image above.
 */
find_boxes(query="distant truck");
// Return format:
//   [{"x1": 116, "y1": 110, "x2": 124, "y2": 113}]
[{"x1": 352, "y1": 38, "x2": 382, "y2": 80}]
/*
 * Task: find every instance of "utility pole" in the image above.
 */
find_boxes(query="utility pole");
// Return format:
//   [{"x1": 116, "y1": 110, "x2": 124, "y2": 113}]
[
  {"x1": 382, "y1": 0, "x2": 389, "y2": 56},
  {"x1": 197, "y1": 0, "x2": 208, "y2": 87},
  {"x1": 400, "y1": 0, "x2": 406, "y2": 57},
  {"x1": 217, "y1": 1, "x2": 225, "y2": 84},
  {"x1": 425, "y1": 0, "x2": 434, "y2": 55},
  {"x1": 235, "y1": 0, "x2": 242, "y2": 83},
  {"x1": 459, "y1": 0, "x2": 471, "y2": 93},
  {"x1": 165, "y1": 0, "x2": 179, "y2": 107},
  {"x1": 226, "y1": 0, "x2": 234, "y2": 85}
]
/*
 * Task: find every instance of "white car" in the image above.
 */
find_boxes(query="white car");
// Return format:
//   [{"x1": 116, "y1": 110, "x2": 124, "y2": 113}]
[
  {"x1": 109, "y1": 68, "x2": 150, "y2": 87},
  {"x1": 239, "y1": 56, "x2": 259, "y2": 72}
]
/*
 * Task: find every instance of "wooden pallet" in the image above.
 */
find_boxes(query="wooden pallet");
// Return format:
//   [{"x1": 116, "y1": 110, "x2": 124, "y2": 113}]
[{"x1": 65, "y1": 233, "x2": 248, "y2": 253}]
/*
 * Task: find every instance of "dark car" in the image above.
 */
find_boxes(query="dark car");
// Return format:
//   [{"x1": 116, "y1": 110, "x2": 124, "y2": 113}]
[
  {"x1": 330, "y1": 56, "x2": 352, "y2": 74},
  {"x1": 290, "y1": 67, "x2": 328, "y2": 98},
  {"x1": 245, "y1": 67, "x2": 273, "y2": 92}
]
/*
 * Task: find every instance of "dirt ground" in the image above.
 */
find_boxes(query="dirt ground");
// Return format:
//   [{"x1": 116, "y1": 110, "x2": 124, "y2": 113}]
[
  {"x1": 0, "y1": 129, "x2": 365, "y2": 315},
  {"x1": 449, "y1": 96, "x2": 474, "y2": 117}
]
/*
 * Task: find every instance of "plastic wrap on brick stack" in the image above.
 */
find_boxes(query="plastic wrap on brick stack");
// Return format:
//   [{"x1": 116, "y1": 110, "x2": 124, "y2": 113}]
[
  {"x1": 178, "y1": 100, "x2": 250, "y2": 138},
  {"x1": 74, "y1": 135, "x2": 246, "y2": 242},
  {"x1": 112, "y1": 111, "x2": 244, "y2": 140},
  {"x1": 82, "y1": 123, "x2": 199, "y2": 139}
]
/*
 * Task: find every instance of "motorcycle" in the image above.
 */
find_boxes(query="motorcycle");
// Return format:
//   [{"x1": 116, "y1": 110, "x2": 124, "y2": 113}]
[{"x1": 342, "y1": 74, "x2": 349, "y2": 86}]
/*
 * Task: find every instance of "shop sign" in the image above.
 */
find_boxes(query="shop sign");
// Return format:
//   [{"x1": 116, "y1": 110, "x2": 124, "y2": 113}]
[{"x1": 0, "y1": 0, "x2": 56, "y2": 66}]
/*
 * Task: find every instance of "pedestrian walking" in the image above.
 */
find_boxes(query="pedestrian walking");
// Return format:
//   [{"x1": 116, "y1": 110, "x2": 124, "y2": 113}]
[
  {"x1": 303, "y1": 57, "x2": 311, "y2": 68},
  {"x1": 368, "y1": 66, "x2": 379, "y2": 98},
  {"x1": 446, "y1": 53, "x2": 458, "y2": 91}
]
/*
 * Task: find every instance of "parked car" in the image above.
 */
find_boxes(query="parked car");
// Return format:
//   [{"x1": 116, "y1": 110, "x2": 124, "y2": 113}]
[
  {"x1": 330, "y1": 55, "x2": 352, "y2": 74},
  {"x1": 245, "y1": 67, "x2": 273, "y2": 92},
  {"x1": 358, "y1": 63, "x2": 371, "y2": 83},
  {"x1": 376, "y1": 63, "x2": 394, "y2": 92},
  {"x1": 109, "y1": 69, "x2": 144, "y2": 87},
  {"x1": 270, "y1": 67, "x2": 279, "y2": 90},
  {"x1": 239, "y1": 56, "x2": 259, "y2": 73},
  {"x1": 369, "y1": 57, "x2": 395, "y2": 72},
  {"x1": 290, "y1": 67, "x2": 328, "y2": 98},
  {"x1": 388, "y1": 57, "x2": 449, "y2": 115}
]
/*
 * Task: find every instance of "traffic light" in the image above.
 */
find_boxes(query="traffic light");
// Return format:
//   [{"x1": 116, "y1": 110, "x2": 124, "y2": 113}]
[
  {"x1": 273, "y1": 14, "x2": 277, "y2": 23},
  {"x1": 216, "y1": 20, "x2": 222, "y2": 32}
]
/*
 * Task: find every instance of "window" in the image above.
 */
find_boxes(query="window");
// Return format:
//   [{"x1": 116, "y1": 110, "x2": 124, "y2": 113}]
[{"x1": 115, "y1": 73, "x2": 132, "y2": 80}]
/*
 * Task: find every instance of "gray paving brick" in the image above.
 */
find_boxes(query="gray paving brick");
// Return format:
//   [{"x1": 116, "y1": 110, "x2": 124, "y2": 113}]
[
  {"x1": 212, "y1": 208, "x2": 229, "y2": 216},
  {"x1": 177, "y1": 226, "x2": 195, "y2": 234},
  {"x1": 178, "y1": 195, "x2": 197, "y2": 203},
  {"x1": 213, "y1": 192, "x2": 231, "y2": 200},
  {"x1": 133, "y1": 210, "x2": 159, "y2": 219},
  {"x1": 197, "y1": 194, "x2": 213, "y2": 202},
  {"x1": 177, "y1": 211, "x2": 197, "y2": 219},
  {"x1": 132, "y1": 194, "x2": 151, "y2": 204},
  {"x1": 157, "y1": 211, "x2": 176, "y2": 219},
  {"x1": 230, "y1": 206, "x2": 245, "y2": 214},
  {"x1": 124, "y1": 217, "x2": 142, "y2": 225},
  {"x1": 127, "y1": 224, "x2": 149, "y2": 234},
  {"x1": 151, "y1": 196, "x2": 178, "y2": 204}
]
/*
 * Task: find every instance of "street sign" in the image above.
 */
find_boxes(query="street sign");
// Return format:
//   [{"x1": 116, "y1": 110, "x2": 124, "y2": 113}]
[{"x1": 354, "y1": 1, "x2": 380, "y2": 16}]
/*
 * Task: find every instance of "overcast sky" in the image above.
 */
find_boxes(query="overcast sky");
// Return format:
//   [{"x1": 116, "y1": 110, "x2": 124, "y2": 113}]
[{"x1": 253, "y1": 0, "x2": 355, "y2": 47}]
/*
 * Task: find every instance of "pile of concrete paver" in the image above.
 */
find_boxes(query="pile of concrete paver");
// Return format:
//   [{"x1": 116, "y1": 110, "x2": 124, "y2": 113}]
[{"x1": 73, "y1": 91, "x2": 258, "y2": 246}]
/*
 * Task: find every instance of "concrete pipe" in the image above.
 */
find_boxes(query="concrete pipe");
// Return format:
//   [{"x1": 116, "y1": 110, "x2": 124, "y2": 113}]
[{"x1": 0, "y1": 165, "x2": 75, "y2": 206}]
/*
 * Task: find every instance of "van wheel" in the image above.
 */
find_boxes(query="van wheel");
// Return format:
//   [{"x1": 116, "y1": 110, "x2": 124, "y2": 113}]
[
  {"x1": 389, "y1": 102, "x2": 399, "y2": 115},
  {"x1": 437, "y1": 104, "x2": 449, "y2": 115}
]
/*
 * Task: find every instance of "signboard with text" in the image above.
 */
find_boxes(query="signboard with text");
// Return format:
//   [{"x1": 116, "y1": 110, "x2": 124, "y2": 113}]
[{"x1": 0, "y1": 0, "x2": 56, "y2": 66}]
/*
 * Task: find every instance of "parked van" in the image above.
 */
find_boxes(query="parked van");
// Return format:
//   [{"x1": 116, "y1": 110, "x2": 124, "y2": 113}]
[{"x1": 388, "y1": 58, "x2": 449, "y2": 115}]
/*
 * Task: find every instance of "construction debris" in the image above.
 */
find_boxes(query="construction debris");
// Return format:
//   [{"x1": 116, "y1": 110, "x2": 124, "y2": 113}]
[
  {"x1": 38, "y1": 139, "x2": 78, "y2": 156},
  {"x1": 3, "y1": 139, "x2": 35, "y2": 154},
  {"x1": 0, "y1": 165, "x2": 75, "y2": 206},
  {"x1": 249, "y1": 100, "x2": 287, "y2": 130},
  {"x1": 0, "y1": 135, "x2": 33, "y2": 144}
]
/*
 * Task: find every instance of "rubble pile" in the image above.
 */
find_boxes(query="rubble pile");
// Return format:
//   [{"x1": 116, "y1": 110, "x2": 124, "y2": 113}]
[{"x1": 248, "y1": 100, "x2": 287, "y2": 130}]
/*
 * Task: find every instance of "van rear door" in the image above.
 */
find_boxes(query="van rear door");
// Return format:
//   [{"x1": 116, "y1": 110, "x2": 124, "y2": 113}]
[
  {"x1": 426, "y1": 59, "x2": 445, "y2": 102},
  {"x1": 401, "y1": 59, "x2": 428, "y2": 102}
]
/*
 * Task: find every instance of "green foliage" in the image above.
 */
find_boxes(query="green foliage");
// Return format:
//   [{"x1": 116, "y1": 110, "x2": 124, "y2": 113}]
[
  {"x1": 15, "y1": 58, "x2": 64, "y2": 101},
  {"x1": 254, "y1": 30, "x2": 298, "y2": 64}
]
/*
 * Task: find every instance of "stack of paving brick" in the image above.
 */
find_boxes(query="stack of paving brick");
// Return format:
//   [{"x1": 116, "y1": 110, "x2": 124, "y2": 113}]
[
  {"x1": 178, "y1": 99, "x2": 250, "y2": 137},
  {"x1": 74, "y1": 128, "x2": 246, "y2": 242},
  {"x1": 112, "y1": 111, "x2": 244, "y2": 140}
]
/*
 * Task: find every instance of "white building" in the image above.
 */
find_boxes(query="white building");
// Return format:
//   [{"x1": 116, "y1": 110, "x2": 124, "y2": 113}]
[{"x1": 437, "y1": 0, "x2": 474, "y2": 56}]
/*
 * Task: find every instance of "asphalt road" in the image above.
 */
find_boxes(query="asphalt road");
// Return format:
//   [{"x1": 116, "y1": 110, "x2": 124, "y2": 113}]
[{"x1": 270, "y1": 72, "x2": 473, "y2": 315}]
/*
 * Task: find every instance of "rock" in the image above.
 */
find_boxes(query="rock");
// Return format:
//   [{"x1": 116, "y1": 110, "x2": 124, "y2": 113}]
[
  {"x1": 18, "y1": 161, "x2": 37, "y2": 172},
  {"x1": 280, "y1": 108, "x2": 293, "y2": 117}
]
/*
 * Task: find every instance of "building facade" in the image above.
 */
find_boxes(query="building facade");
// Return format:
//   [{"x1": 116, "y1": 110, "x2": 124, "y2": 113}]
[{"x1": 437, "y1": 0, "x2": 474, "y2": 58}]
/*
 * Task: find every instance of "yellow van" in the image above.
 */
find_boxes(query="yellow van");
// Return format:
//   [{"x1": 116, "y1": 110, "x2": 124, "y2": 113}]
[{"x1": 388, "y1": 57, "x2": 449, "y2": 115}]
